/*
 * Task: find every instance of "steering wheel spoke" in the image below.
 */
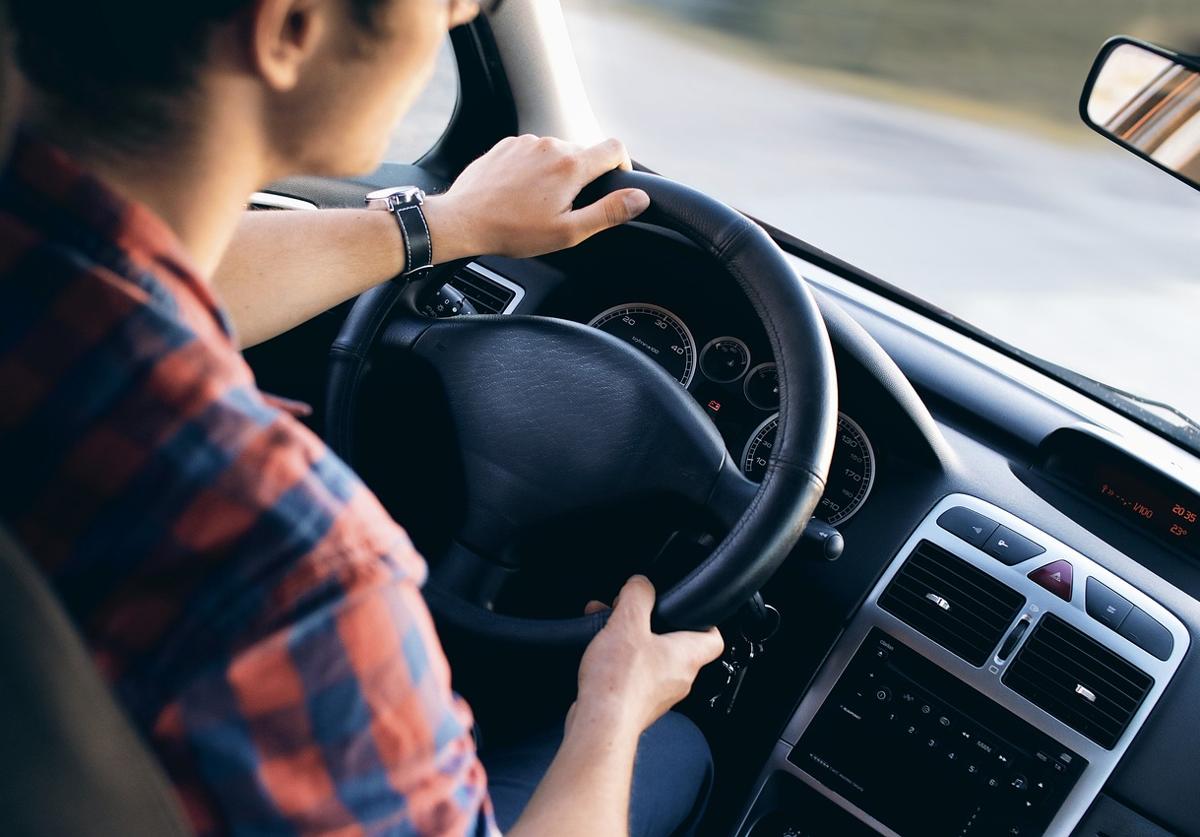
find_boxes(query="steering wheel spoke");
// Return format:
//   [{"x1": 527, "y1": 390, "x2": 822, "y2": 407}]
[
  {"x1": 428, "y1": 539, "x2": 515, "y2": 609},
  {"x1": 705, "y1": 456, "x2": 760, "y2": 531}
]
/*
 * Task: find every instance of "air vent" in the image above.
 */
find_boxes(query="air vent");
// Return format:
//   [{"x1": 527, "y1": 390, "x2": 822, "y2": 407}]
[
  {"x1": 447, "y1": 265, "x2": 519, "y2": 314},
  {"x1": 1003, "y1": 613, "x2": 1153, "y2": 749},
  {"x1": 879, "y1": 540, "x2": 1026, "y2": 665}
]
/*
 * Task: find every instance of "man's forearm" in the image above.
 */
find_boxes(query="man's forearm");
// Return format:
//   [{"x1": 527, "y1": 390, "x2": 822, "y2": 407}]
[
  {"x1": 213, "y1": 209, "x2": 404, "y2": 347},
  {"x1": 506, "y1": 706, "x2": 639, "y2": 837},
  {"x1": 213, "y1": 199, "x2": 474, "y2": 348}
]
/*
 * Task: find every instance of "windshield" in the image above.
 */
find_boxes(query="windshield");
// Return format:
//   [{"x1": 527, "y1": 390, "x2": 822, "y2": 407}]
[{"x1": 561, "y1": 1, "x2": 1200, "y2": 426}]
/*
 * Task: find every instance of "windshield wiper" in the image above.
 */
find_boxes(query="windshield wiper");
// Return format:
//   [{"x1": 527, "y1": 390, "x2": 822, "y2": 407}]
[
  {"x1": 1097, "y1": 384, "x2": 1200, "y2": 434},
  {"x1": 1033, "y1": 358, "x2": 1200, "y2": 444}
]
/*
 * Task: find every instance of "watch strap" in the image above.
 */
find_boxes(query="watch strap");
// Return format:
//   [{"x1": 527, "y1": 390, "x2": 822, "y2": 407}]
[{"x1": 392, "y1": 203, "x2": 433, "y2": 278}]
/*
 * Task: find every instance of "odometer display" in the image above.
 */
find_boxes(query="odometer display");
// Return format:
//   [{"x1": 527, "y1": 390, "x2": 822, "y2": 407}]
[
  {"x1": 742, "y1": 412, "x2": 876, "y2": 526},
  {"x1": 588, "y1": 303, "x2": 696, "y2": 387}
]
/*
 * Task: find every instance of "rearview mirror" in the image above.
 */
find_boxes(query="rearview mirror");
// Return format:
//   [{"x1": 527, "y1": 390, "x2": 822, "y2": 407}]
[{"x1": 1081, "y1": 37, "x2": 1200, "y2": 191}]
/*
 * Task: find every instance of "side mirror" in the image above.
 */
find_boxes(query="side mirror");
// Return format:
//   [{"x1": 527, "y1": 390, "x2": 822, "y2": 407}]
[{"x1": 1082, "y1": 37, "x2": 1200, "y2": 191}]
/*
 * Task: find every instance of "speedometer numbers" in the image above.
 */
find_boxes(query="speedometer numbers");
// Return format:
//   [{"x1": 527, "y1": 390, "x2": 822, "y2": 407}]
[
  {"x1": 588, "y1": 303, "x2": 697, "y2": 387},
  {"x1": 742, "y1": 413, "x2": 876, "y2": 526}
]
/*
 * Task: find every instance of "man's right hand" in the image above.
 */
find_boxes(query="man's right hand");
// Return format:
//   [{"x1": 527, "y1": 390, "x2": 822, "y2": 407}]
[
  {"x1": 507, "y1": 577, "x2": 721, "y2": 837},
  {"x1": 422, "y1": 134, "x2": 652, "y2": 263},
  {"x1": 574, "y1": 575, "x2": 725, "y2": 737}
]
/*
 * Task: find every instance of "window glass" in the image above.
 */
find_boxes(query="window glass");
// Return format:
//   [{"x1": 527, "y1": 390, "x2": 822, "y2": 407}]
[
  {"x1": 562, "y1": 0, "x2": 1200, "y2": 422},
  {"x1": 387, "y1": 37, "x2": 457, "y2": 163}
]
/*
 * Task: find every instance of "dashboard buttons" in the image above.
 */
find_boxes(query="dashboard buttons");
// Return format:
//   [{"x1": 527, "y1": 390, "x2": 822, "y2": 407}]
[
  {"x1": 983, "y1": 526, "x2": 1046, "y2": 565},
  {"x1": 1027, "y1": 560, "x2": 1074, "y2": 601},
  {"x1": 1118, "y1": 606, "x2": 1175, "y2": 661},
  {"x1": 936, "y1": 506, "x2": 999, "y2": 547},
  {"x1": 1085, "y1": 577, "x2": 1133, "y2": 631}
]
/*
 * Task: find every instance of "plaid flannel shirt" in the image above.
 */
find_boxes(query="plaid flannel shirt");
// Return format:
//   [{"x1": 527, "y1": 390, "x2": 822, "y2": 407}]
[{"x1": 0, "y1": 135, "x2": 498, "y2": 836}]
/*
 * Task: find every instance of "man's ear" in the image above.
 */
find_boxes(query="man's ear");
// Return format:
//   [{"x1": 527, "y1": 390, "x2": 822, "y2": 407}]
[{"x1": 250, "y1": 0, "x2": 328, "y2": 91}]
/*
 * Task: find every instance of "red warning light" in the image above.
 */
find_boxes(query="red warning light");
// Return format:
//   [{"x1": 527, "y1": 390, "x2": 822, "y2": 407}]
[{"x1": 707, "y1": 400, "x2": 722, "y2": 412}]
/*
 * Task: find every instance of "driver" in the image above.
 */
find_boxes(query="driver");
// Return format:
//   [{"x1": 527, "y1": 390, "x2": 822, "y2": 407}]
[{"x1": 0, "y1": 1, "x2": 724, "y2": 835}]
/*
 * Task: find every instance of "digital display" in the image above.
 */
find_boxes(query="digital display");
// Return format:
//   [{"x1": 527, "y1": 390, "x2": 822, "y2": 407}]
[
  {"x1": 1042, "y1": 430, "x2": 1200, "y2": 562},
  {"x1": 1094, "y1": 462, "x2": 1199, "y2": 553}
]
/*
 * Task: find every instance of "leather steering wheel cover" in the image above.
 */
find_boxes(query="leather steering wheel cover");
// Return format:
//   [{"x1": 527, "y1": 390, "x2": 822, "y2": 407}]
[{"x1": 326, "y1": 170, "x2": 837, "y2": 640}]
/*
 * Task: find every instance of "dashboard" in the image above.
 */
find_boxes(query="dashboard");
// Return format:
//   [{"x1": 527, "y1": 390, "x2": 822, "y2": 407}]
[{"x1": 428, "y1": 229, "x2": 1200, "y2": 837}]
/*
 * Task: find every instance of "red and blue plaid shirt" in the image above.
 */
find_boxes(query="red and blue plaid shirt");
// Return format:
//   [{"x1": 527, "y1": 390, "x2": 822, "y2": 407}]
[{"x1": 0, "y1": 135, "x2": 497, "y2": 836}]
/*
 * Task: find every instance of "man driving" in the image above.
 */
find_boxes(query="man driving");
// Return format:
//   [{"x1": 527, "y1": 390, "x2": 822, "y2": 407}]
[{"x1": 0, "y1": 1, "x2": 723, "y2": 834}]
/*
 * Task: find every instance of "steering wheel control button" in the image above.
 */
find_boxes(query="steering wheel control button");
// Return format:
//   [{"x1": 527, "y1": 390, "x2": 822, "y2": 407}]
[
  {"x1": 937, "y1": 506, "x2": 1000, "y2": 547},
  {"x1": 1085, "y1": 577, "x2": 1133, "y2": 631},
  {"x1": 1118, "y1": 606, "x2": 1174, "y2": 661},
  {"x1": 1027, "y1": 560, "x2": 1074, "y2": 601},
  {"x1": 983, "y1": 526, "x2": 1045, "y2": 566}
]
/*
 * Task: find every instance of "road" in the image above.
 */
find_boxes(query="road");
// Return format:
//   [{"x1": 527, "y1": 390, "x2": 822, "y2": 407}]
[{"x1": 558, "y1": 4, "x2": 1200, "y2": 421}]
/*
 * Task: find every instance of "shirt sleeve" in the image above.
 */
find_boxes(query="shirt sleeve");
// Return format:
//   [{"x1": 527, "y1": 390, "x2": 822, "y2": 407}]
[{"x1": 152, "y1": 513, "x2": 500, "y2": 836}]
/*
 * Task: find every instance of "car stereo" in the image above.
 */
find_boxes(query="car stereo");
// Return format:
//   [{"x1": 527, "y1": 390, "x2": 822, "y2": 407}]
[{"x1": 787, "y1": 628, "x2": 1084, "y2": 836}]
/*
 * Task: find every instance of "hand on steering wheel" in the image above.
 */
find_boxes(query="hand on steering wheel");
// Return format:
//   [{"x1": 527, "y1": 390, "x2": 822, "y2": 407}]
[{"x1": 327, "y1": 169, "x2": 838, "y2": 645}]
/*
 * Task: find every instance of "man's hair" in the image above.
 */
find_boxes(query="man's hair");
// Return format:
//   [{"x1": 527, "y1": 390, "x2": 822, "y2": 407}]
[{"x1": 9, "y1": 1, "x2": 387, "y2": 150}]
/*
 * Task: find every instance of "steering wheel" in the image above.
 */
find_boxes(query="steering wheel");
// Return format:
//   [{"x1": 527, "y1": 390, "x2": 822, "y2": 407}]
[{"x1": 326, "y1": 170, "x2": 837, "y2": 645}]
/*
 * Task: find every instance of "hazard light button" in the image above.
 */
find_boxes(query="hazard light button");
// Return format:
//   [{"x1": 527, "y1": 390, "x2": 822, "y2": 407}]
[{"x1": 1028, "y1": 560, "x2": 1074, "y2": 601}]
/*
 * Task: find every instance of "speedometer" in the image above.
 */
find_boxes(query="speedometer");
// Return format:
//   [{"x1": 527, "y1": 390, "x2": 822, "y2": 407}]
[
  {"x1": 588, "y1": 303, "x2": 697, "y2": 387},
  {"x1": 742, "y1": 412, "x2": 876, "y2": 526}
]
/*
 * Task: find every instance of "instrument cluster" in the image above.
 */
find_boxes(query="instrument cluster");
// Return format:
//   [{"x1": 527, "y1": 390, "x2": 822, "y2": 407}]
[{"x1": 587, "y1": 302, "x2": 876, "y2": 526}]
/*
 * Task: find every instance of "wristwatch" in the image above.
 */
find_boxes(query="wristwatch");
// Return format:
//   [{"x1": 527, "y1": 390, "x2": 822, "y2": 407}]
[{"x1": 365, "y1": 185, "x2": 433, "y2": 278}]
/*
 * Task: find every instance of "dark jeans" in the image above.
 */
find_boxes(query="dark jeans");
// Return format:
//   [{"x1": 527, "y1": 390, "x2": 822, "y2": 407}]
[{"x1": 483, "y1": 711, "x2": 714, "y2": 836}]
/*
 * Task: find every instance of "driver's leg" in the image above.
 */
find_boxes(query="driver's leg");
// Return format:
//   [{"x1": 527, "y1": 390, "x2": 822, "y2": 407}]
[{"x1": 484, "y1": 711, "x2": 713, "y2": 837}]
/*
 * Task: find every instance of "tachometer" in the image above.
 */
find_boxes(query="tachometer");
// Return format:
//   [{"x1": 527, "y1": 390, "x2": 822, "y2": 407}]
[
  {"x1": 742, "y1": 412, "x2": 876, "y2": 526},
  {"x1": 588, "y1": 303, "x2": 697, "y2": 387}
]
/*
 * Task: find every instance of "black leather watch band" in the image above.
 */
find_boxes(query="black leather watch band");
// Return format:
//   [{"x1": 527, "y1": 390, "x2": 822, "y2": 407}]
[
  {"x1": 364, "y1": 186, "x2": 433, "y2": 279},
  {"x1": 392, "y1": 203, "x2": 433, "y2": 278}
]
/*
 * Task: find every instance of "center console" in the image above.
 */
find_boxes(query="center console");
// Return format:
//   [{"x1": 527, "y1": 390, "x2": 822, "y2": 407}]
[{"x1": 736, "y1": 495, "x2": 1188, "y2": 836}]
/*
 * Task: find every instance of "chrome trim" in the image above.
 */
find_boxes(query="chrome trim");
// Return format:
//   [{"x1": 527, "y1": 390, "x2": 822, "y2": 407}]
[
  {"x1": 586, "y1": 302, "x2": 697, "y2": 388},
  {"x1": 247, "y1": 191, "x2": 319, "y2": 211},
  {"x1": 736, "y1": 494, "x2": 1190, "y2": 837},
  {"x1": 456, "y1": 262, "x2": 526, "y2": 315},
  {"x1": 699, "y1": 336, "x2": 751, "y2": 383}
]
